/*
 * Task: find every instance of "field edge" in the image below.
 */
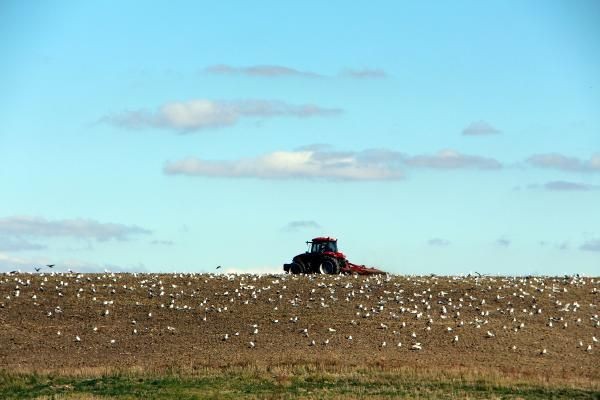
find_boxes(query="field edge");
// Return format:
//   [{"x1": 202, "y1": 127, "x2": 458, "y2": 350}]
[{"x1": 1, "y1": 364, "x2": 599, "y2": 400}]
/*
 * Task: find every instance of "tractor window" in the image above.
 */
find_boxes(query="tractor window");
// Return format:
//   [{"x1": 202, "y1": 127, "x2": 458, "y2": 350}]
[
  {"x1": 325, "y1": 242, "x2": 338, "y2": 252},
  {"x1": 311, "y1": 241, "x2": 337, "y2": 253}
]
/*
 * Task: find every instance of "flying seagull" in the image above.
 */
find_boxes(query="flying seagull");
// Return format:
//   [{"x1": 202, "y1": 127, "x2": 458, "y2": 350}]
[
  {"x1": 47, "y1": 264, "x2": 55, "y2": 269},
  {"x1": 34, "y1": 267, "x2": 41, "y2": 272},
  {"x1": 216, "y1": 265, "x2": 221, "y2": 269}
]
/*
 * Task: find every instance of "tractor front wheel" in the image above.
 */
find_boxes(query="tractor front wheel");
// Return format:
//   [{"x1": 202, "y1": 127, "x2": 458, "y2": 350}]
[
  {"x1": 319, "y1": 256, "x2": 341, "y2": 275},
  {"x1": 290, "y1": 262, "x2": 305, "y2": 274}
]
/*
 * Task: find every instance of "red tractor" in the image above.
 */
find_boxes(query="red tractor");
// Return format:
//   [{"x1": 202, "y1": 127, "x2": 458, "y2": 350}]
[{"x1": 283, "y1": 237, "x2": 384, "y2": 275}]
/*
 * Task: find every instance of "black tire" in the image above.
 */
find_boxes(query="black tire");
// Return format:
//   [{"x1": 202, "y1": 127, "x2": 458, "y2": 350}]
[
  {"x1": 290, "y1": 262, "x2": 305, "y2": 274},
  {"x1": 319, "y1": 256, "x2": 340, "y2": 275}
]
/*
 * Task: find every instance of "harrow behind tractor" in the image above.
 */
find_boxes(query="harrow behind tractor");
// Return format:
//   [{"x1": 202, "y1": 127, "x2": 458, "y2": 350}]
[{"x1": 283, "y1": 237, "x2": 384, "y2": 275}]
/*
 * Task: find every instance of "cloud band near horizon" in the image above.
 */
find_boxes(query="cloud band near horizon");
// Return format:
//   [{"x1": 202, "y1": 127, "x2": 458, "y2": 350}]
[{"x1": 0, "y1": 216, "x2": 151, "y2": 241}]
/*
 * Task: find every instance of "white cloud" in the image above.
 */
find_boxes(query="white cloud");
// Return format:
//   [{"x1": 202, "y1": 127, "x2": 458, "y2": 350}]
[
  {"x1": 0, "y1": 216, "x2": 151, "y2": 241},
  {"x1": 591, "y1": 154, "x2": 600, "y2": 169},
  {"x1": 341, "y1": 68, "x2": 387, "y2": 79},
  {"x1": 164, "y1": 147, "x2": 502, "y2": 180},
  {"x1": 102, "y1": 99, "x2": 342, "y2": 133},
  {"x1": 404, "y1": 149, "x2": 502, "y2": 169},
  {"x1": 428, "y1": 238, "x2": 450, "y2": 246},
  {"x1": 496, "y1": 238, "x2": 511, "y2": 247},
  {"x1": 283, "y1": 220, "x2": 322, "y2": 232},
  {"x1": 0, "y1": 252, "x2": 44, "y2": 270},
  {"x1": 165, "y1": 149, "x2": 405, "y2": 181},
  {"x1": 541, "y1": 181, "x2": 598, "y2": 191},
  {"x1": 527, "y1": 153, "x2": 600, "y2": 172},
  {"x1": 0, "y1": 236, "x2": 46, "y2": 251},
  {"x1": 205, "y1": 64, "x2": 389, "y2": 79},
  {"x1": 150, "y1": 240, "x2": 174, "y2": 246},
  {"x1": 462, "y1": 121, "x2": 500, "y2": 136},
  {"x1": 580, "y1": 239, "x2": 600, "y2": 252},
  {"x1": 205, "y1": 64, "x2": 321, "y2": 78}
]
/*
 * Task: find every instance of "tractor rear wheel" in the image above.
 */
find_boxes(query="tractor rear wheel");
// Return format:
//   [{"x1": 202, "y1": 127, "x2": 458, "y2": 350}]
[
  {"x1": 290, "y1": 262, "x2": 305, "y2": 274},
  {"x1": 319, "y1": 256, "x2": 341, "y2": 274}
]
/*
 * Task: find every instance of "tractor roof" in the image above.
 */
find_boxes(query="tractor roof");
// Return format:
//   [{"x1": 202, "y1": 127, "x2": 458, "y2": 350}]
[{"x1": 311, "y1": 237, "x2": 337, "y2": 242}]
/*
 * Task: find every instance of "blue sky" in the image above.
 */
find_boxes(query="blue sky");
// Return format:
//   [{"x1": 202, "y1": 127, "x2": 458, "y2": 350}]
[{"x1": 1, "y1": 1, "x2": 599, "y2": 275}]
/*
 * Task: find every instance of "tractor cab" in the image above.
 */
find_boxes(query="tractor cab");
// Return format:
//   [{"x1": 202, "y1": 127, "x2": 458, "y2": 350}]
[{"x1": 307, "y1": 237, "x2": 338, "y2": 254}]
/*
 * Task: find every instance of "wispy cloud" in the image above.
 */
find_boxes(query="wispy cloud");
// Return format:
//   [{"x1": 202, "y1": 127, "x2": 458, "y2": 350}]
[
  {"x1": 0, "y1": 237, "x2": 46, "y2": 252},
  {"x1": 533, "y1": 181, "x2": 599, "y2": 191},
  {"x1": 496, "y1": 238, "x2": 511, "y2": 247},
  {"x1": 580, "y1": 239, "x2": 600, "y2": 252},
  {"x1": 340, "y1": 68, "x2": 387, "y2": 79},
  {"x1": 101, "y1": 99, "x2": 342, "y2": 133},
  {"x1": 164, "y1": 149, "x2": 405, "y2": 181},
  {"x1": 150, "y1": 240, "x2": 174, "y2": 246},
  {"x1": 204, "y1": 64, "x2": 321, "y2": 78},
  {"x1": 164, "y1": 147, "x2": 502, "y2": 181},
  {"x1": 0, "y1": 252, "x2": 47, "y2": 271},
  {"x1": 204, "y1": 64, "x2": 389, "y2": 80},
  {"x1": 539, "y1": 241, "x2": 569, "y2": 250},
  {"x1": 283, "y1": 220, "x2": 322, "y2": 232},
  {"x1": 527, "y1": 153, "x2": 600, "y2": 172},
  {"x1": 404, "y1": 149, "x2": 502, "y2": 169},
  {"x1": 0, "y1": 216, "x2": 151, "y2": 241},
  {"x1": 428, "y1": 238, "x2": 450, "y2": 246},
  {"x1": 462, "y1": 121, "x2": 500, "y2": 136}
]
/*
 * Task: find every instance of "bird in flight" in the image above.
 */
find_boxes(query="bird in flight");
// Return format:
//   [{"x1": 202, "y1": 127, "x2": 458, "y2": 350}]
[
  {"x1": 216, "y1": 265, "x2": 221, "y2": 269},
  {"x1": 47, "y1": 264, "x2": 55, "y2": 269},
  {"x1": 34, "y1": 267, "x2": 41, "y2": 272}
]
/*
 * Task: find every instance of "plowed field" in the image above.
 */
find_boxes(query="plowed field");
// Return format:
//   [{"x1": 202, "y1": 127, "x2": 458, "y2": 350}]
[{"x1": 1, "y1": 273, "x2": 598, "y2": 385}]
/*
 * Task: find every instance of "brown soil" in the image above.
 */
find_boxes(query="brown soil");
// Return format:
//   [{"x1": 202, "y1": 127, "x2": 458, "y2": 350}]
[{"x1": 0, "y1": 273, "x2": 598, "y2": 383}]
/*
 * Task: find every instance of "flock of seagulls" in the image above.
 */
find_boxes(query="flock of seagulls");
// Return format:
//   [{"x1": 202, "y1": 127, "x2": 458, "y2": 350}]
[{"x1": 0, "y1": 271, "x2": 597, "y2": 362}]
